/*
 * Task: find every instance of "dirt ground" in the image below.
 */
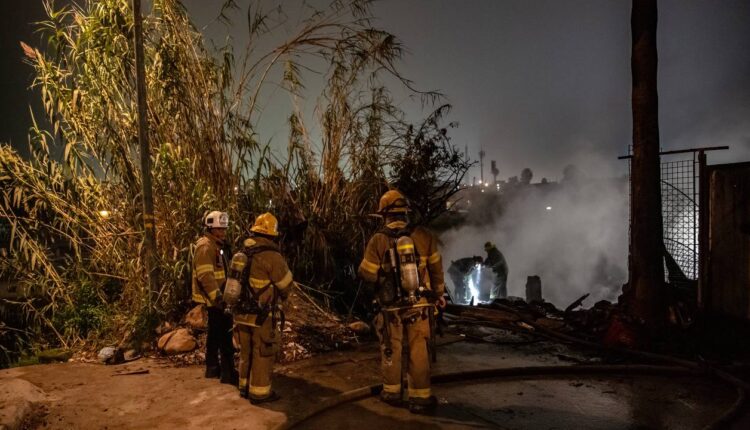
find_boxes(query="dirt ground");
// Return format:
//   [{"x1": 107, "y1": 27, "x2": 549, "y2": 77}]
[{"x1": 1, "y1": 326, "x2": 745, "y2": 430}]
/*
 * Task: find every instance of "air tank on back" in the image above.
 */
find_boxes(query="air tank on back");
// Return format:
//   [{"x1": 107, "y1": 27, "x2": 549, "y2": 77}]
[
  {"x1": 396, "y1": 236, "x2": 420, "y2": 303},
  {"x1": 223, "y1": 251, "x2": 247, "y2": 306}
]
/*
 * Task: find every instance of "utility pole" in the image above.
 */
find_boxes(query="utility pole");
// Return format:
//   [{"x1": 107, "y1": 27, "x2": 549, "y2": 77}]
[
  {"x1": 629, "y1": 0, "x2": 664, "y2": 325},
  {"x1": 133, "y1": 0, "x2": 158, "y2": 306},
  {"x1": 479, "y1": 149, "x2": 485, "y2": 185}
]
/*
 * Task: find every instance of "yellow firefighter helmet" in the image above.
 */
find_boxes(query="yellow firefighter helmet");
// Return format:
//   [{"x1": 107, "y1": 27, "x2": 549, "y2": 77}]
[
  {"x1": 378, "y1": 190, "x2": 411, "y2": 214},
  {"x1": 251, "y1": 212, "x2": 279, "y2": 237}
]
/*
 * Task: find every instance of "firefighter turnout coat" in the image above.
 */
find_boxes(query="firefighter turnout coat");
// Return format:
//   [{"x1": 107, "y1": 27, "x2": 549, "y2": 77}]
[
  {"x1": 233, "y1": 236, "x2": 295, "y2": 400},
  {"x1": 192, "y1": 233, "x2": 227, "y2": 306},
  {"x1": 357, "y1": 220, "x2": 446, "y2": 401}
]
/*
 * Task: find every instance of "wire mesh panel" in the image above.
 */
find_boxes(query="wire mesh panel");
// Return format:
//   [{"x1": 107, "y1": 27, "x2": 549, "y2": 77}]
[
  {"x1": 660, "y1": 157, "x2": 699, "y2": 280},
  {"x1": 625, "y1": 151, "x2": 699, "y2": 283}
]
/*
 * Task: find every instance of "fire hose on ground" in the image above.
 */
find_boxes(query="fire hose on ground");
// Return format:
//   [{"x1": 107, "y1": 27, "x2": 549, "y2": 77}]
[{"x1": 271, "y1": 304, "x2": 750, "y2": 430}]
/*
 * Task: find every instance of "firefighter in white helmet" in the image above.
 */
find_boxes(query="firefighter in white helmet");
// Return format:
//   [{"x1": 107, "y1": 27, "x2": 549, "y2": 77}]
[
  {"x1": 192, "y1": 210, "x2": 237, "y2": 384},
  {"x1": 358, "y1": 190, "x2": 447, "y2": 414},
  {"x1": 230, "y1": 212, "x2": 295, "y2": 404}
]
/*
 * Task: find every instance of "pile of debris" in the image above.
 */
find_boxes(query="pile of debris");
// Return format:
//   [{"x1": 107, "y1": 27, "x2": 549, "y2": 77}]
[
  {"x1": 280, "y1": 287, "x2": 363, "y2": 362},
  {"x1": 73, "y1": 284, "x2": 364, "y2": 367},
  {"x1": 154, "y1": 286, "x2": 363, "y2": 366},
  {"x1": 446, "y1": 295, "x2": 619, "y2": 344}
]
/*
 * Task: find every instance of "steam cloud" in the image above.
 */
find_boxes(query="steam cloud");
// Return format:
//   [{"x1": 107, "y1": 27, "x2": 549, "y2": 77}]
[{"x1": 440, "y1": 173, "x2": 628, "y2": 309}]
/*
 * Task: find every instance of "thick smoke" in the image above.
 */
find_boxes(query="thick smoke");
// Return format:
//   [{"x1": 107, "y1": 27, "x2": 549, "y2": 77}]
[{"x1": 440, "y1": 173, "x2": 628, "y2": 309}]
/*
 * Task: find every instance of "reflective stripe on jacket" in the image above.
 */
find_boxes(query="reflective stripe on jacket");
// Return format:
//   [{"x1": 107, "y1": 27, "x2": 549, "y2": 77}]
[
  {"x1": 234, "y1": 236, "x2": 295, "y2": 326},
  {"x1": 357, "y1": 221, "x2": 446, "y2": 297},
  {"x1": 192, "y1": 233, "x2": 227, "y2": 305}
]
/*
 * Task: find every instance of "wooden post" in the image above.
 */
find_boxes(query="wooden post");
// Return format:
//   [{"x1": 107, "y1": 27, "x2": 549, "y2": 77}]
[
  {"x1": 629, "y1": 0, "x2": 665, "y2": 324},
  {"x1": 133, "y1": 0, "x2": 158, "y2": 306},
  {"x1": 525, "y1": 276, "x2": 543, "y2": 303}
]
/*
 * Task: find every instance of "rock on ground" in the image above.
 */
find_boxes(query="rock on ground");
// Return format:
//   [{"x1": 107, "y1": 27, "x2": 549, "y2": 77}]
[
  {"x1": 348, "y1": 321, "x2": 370, "y2": 334},
  {"x1": 97, "y1": 347, "x2": 124, "y2": 365},
  {"x1": 0, "y1": 376, "x2": 48, "y2": 430},
  {"x1": 185, "y1": 305, "x2": 207, "y2": 330},
  {"x1": 157, "y1": 329, "x2": 197, "y2": 355}
]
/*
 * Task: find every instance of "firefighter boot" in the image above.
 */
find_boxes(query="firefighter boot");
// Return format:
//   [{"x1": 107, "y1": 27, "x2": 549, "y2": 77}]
[
  {"x1": 409, "y1": 395, "x2": 437, "y2": 415},
  {"x1": 249, "y1": 391, "x2": 280, "y2": 405},
  {"x1": 220, "y1": 365, "x2": 239, "y2": 386},
  {"x1": 379, "y1": 391, "x2": 404, "y2": 407},
  {"x1": 204, "y1": 366, "x2": 220, "y2": 379}
]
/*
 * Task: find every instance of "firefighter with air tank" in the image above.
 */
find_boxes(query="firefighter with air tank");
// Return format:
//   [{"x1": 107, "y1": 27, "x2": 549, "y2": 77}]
[
  {"x1": 223, "y1": 212, "x2": 295, "y2": 404},
  {"x1": 192, "y1": 211, "x2": 237, "y2": 384},
  {"x1": 358, "y1": 189, "x2": 447, "y2": 414}
]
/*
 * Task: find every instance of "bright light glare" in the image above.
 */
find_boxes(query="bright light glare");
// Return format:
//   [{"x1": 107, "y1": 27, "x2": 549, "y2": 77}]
[
  {"x1": 546, "y1": 206, "x2": 552, "y2": 211},
  {"x1": 98, "y1": 210, "x2": 110, "y2": 218},
  {"x1": 467, "y1": 274, "x2": 479, "y2": 303}
]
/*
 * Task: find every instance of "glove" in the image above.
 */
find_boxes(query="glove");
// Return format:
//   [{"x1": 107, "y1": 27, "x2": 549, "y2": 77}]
[
  {"x1": 436, "y1": 295, "x2": 447, "y2": 309},
  {"x1": 362, "y1": 281, "x2": 377, "y2": 303},
  {"x1": 211, "y1": 292, "x2": 226, "y2": 311}
]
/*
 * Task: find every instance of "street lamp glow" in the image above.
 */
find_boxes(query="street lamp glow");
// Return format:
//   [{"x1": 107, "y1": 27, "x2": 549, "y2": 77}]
[{"x1": 545, "y1": 206, "x2": 552, "y2": 211}]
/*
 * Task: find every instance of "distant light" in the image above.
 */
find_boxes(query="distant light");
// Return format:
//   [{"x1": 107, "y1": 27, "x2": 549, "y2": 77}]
[
  {"x1": 484, "y1": 182, "x2": 489, "y2": 187},
  {"x1": 546, "y1": 206, "x2": 552, "y2": 211},
  {"x1": 98, "y1": 210, "x2": 110, "y2": 218},
  {"x1": 233, "y1": 186, "x2": 239, "y2": 192}
]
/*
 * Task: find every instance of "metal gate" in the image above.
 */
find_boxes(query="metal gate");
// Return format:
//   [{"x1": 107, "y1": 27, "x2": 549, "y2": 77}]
[{"x1": 620, "y1": 146, "x2": 728, "y2": 289}]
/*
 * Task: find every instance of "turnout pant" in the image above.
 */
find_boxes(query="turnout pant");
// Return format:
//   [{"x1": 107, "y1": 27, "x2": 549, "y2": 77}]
[
  {"x1": 490, "y1": 273, "x2": 507, "y2": 300},
  {"x1": 449, "y1": 273, "x2": 467, "y2": 304},
  {"x1": 375, "y1": 309, "x2": 432, "y2": 400},
  {"x1": 206, "y1": 307, "x2": 235, "y2": 379},
  {"x1": 237, "y1": 319, "x2": 278, "y2": 399}
]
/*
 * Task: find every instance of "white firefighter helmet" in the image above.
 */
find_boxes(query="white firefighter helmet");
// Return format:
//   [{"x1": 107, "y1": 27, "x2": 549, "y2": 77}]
[{"x1": 205, "y1": 211, "x2": 229, "y2": 229}]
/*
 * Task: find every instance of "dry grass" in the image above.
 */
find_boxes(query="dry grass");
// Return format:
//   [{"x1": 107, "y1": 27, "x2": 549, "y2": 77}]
[{"x1": 0, "y1": 0, "x2": 470, "y2": 357}]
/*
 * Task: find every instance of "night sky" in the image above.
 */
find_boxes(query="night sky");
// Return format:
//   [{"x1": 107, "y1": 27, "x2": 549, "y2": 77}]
[{"x1": 2, "y1": 1, "x2": 749, "y2": 180}]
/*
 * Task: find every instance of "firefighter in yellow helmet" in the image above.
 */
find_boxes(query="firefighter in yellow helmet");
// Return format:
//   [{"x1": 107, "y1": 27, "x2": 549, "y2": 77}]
[
  {"x1": 358, "y1": 190, "x2": 447, "y2": 414},
  {"x1": 230, "y1": 212, "x2": 295, "y2": 404},
  {"x1": 192, "y1": 211, "x2": 237, "y2": 384}
]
